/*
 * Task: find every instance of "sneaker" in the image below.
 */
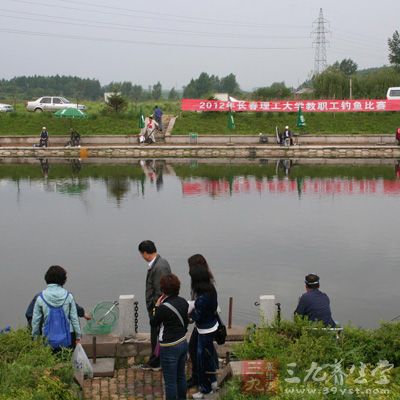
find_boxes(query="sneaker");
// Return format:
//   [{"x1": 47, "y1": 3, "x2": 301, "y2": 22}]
[
  {"x1": 211, "y1": 381, "x2": 219, "y2": 391},
  {"x1": 140, "y1": 363, "x2": 161, "y2": 371},
  {"x1": 192, "y1": 390, "x2": 213, "y2": 399}
]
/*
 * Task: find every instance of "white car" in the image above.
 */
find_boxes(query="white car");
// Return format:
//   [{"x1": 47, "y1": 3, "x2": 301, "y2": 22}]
[
  {"x1": 0, "y1": 103, "x2": 14, "y2": 112},
  {"x1": 26, "y1": 96, "x2": 86, "y2": 112}
]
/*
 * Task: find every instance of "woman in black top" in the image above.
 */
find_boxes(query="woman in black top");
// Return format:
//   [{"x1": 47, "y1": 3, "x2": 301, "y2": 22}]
[
  {"x1": 188, "y1": 257, "x2": 219, "y2": 399},
  {"x1": 153, "y1": 274, "x2": 189, "y2": 400}
]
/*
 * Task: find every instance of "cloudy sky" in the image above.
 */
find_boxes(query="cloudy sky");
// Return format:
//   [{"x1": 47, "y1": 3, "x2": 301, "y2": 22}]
[{"x1": 1, "y1": 0, "x2": 399, "y2": 90}]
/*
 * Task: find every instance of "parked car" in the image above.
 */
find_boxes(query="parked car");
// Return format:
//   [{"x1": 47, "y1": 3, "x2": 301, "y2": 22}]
[
  {"x1": 386, "y1": 87, "x2": 400, "y2": 100},
  {"x1": 0, "y1": 103, "x2": 14, "y2": 112},
  {"x1": 26, "y1": 97, "x2": 86, "y2": 112}
]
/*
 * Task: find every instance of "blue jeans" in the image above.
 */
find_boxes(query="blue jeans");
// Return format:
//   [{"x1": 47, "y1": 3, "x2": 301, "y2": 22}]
[
  {"x1": 160, "y1": 339, "x2": 188, "y2": 400},
  {"x1": 197, "y1": 332, "x2": 217, "y2": 394}
]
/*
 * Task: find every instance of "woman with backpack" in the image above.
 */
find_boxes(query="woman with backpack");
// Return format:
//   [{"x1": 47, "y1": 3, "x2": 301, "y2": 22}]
[
  {"x1": 188, "y1": 258, "x2": 219, "y2": 399},
  {"x1": 31, "y1": 265, "x2": 81, "y2": 350}
]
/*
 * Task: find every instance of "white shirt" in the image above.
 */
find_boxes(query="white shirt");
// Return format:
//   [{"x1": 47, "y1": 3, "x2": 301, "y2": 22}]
[{"x1": 148, "y1": 255, "x2": 158, "y2": 270}]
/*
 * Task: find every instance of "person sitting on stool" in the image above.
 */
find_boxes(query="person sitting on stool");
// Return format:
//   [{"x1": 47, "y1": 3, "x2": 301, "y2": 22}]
[
  {"x1": 294, "y1": 274, "x2": 336, "y2": 327},
  {"x1": 38, "y1": 127, "x2": 49, "y2": 147},
  {"x1": 283, "y1": 125, "x2": 293, "y2": 146}
]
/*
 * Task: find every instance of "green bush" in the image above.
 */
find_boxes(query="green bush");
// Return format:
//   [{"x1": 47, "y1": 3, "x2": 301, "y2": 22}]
[
  {"x1": 0, "y1": 330, "x2": 78, "y2": 400},
  {"x1": 224, "y1": 319, "x2": 400, "y2": 399}
]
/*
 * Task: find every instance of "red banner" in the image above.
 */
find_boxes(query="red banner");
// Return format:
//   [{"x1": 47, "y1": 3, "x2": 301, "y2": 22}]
[
  {"x1": 182, "y1": 177, "x2": 400, "y2": 197},
  {"x1": 181, "y1": 99, "x2": 400, "y2": 113}
]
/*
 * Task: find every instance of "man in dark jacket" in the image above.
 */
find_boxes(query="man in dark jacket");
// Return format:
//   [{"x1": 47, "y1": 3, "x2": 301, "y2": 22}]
[
  {"x1": 138, "y1": 240, "x2": 171, "y2": 369},
  {"x1": 294, "y1": 274, "x2": 336, "y2": 327}
]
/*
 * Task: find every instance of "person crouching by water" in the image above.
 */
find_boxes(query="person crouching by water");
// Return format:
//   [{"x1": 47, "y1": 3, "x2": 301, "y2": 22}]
[
  {"x1": 294, "y1": 274, "x2": 336, "y2": 327},
  {"x1": 152, "y1": 274, "x2": 189, "y2": 400},
  {"x1": 139, "y1": 115, "x2": 158, "y2": 144},
  {"x1": 31, "y1": 265, "x2": 81, "y2": 350},
  {"x1": 189, "y1": 263, "x2": 219, "y2": 399}
]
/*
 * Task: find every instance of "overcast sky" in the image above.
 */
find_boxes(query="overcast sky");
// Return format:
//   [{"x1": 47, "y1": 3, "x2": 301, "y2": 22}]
[{"x1": 1, "y1": 0, "x2": 399, "y2": 90}]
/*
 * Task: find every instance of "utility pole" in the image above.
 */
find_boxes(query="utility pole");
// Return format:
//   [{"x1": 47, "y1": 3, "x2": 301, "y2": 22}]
[{"x1": 312, "y1": 8, "x2": 330, "y2": 75}]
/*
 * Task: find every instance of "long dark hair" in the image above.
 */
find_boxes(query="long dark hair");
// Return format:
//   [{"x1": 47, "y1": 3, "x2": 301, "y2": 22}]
[
  {"x1": 189, "y1": 263, "x2": 215, "y2": 296},
  {"x1": 188, "y1": 254, "x2": 215, "y2": 283}
]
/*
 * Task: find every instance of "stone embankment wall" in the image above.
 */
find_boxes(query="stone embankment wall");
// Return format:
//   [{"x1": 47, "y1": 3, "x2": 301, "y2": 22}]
[
  {"x1": 1, "y1": 145, "x2": 400, "y2": 159},
  {"x1": 0, "y1": 134, "x2": 396, "y2": 146}
]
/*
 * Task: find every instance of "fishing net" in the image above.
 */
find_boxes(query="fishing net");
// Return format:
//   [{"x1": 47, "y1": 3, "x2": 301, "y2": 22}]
[{"x1": 83, "y1": 301, "x2": 119, "y2": 335}]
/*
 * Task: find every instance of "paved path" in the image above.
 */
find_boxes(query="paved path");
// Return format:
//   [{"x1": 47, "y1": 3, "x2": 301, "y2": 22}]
[{"x1": 83, "y1": 367, "x2": 220, "y2": 400}]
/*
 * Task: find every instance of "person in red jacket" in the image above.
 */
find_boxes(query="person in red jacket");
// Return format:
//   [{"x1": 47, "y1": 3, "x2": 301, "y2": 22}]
[{"x1": 395, "y1": 127, "x2": 400, "y2": 145}]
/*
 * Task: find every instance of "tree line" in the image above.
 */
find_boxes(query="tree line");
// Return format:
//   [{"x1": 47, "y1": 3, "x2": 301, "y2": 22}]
[{"x1": 1, "y1": 30, "x2": 399, "y2": 102}]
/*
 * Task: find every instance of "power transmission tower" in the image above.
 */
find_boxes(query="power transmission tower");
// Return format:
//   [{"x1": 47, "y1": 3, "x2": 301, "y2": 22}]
[{"x1": 312, "y1": 8, "x2": 330, "y2": 75}]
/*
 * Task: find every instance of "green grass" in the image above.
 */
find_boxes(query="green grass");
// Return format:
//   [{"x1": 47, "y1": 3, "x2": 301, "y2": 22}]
[
  {"x1": 221, "y1": 318, "x2": 400, "y2": 399},
  {"x1": 0, "y1": 329, "x2": 78, "y2": 400},
  {"x1": 0, "y1": 101, "x2": 399, "y2": 136},
  {"x1": 0, "y1": 101, "x2": 180, "y2": 136},
  {"x1": 173, "y1": 111, "x2": 400, "y2": 135}
]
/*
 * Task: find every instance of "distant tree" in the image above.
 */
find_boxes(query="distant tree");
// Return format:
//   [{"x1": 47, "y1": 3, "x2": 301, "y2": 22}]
[
  {"x1": 131, "y1": 85, "x2": 143, "y2": 102},
  {"x1": 152, "y1": 82, "x2": 162, "y2": 100},
  {"x1": 120, "y1": 81, "x2": 133, "y2": 97},
  {"x1": 182, "y1": 80, "x2": 197, "y2": 98},
  {"x1": 196, "y1": 73, "x2": 213, "y2": 98},
  {"x1": 312, "y1": 67, "x2": 348, "y2": 98},
  {"x1": 339, "y1": 59, "x2": 358, "y2": 76},
  {"x1": 168, "y1": 87, "x2": 180, "y2": 100},
  {"x1": 388, "y1": 30, "x2": 400, "y2": 70},
  {"x1": 220, "y1": 73, "x2": 240, "y2": 94},
  {"x1": 106, "y1": 93, "x2": 127, "y2": 113},
  {"x1": 253, "y1": 82, "x2": 291, "y2": 100}
]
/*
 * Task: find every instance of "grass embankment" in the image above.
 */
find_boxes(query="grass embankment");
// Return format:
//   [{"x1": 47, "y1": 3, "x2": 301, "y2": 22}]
[
  {"x1": 0, "y1": 329, "x2": 78, "y2": 400},
  {"x1": 0, "y1": 101, "x2": 180, "y2": 136},
  {"x1": 0, "y1": 100, "x2": 398, "y2": 135},
  {"x1": 173, "y1": 111, "x2": 400, "y2": 135},
  {"x1": 222, "y1": 318, "x2": 400, "y2": 400}
]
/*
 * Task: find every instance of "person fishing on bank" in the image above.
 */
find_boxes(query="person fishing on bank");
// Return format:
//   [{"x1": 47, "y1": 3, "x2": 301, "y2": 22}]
[
  {"x1": 283, "y1": 125, "x2": 293, "y2": 146},
  {"x1": 294, "y1": 274, "x2": 336, "y2": 327},
  {"x1": 36, "y1": 127, "x2": 49, "y2": 147}
]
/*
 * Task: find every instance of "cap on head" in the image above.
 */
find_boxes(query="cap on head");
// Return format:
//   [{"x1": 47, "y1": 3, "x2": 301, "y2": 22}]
[
  {"x1": 305, "y1": 273, "x2": 320, "y2": 288},
  {"x1": 285, "y1": 125, "x2": 289, "y2": 130},
  {"x1": 42, "y1": 127, "x2": 46, "y2": 130}
]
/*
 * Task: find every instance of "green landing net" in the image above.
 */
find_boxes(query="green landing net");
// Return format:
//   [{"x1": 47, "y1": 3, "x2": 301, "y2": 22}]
[{"x1": 83, "y1": 301, "x2": 119, "y2": 335}]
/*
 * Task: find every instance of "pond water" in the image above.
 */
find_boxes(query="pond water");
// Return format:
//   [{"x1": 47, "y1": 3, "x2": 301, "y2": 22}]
[{"x1": 1, "y1": 158, "x2": 400, "y2": 330}]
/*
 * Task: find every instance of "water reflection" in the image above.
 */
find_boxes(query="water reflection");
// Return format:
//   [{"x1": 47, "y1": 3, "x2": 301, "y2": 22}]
[
  {"x1": 1, "y1": 158, "x2": 400, "y2": 202},
  {"x1": 1, "y1": 158, "x2": 400, "y2": 329}
]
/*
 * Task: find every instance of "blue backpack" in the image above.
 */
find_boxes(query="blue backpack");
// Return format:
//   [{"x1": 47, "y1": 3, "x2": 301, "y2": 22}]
[{"x1": 40, "y1": 292, "x2": 72, "y2": 349}]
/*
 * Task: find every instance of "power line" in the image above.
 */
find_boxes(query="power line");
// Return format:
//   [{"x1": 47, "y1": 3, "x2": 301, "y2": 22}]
[
  {"x1": 0, "y1": 9, "x2": 311, "y2": 41},
  {"x1": 0, "y1": 27, "x2": 312, "y2": 51},
  {"x1": 11, "y1": 0, "x2": 310, "y2": 30}
]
